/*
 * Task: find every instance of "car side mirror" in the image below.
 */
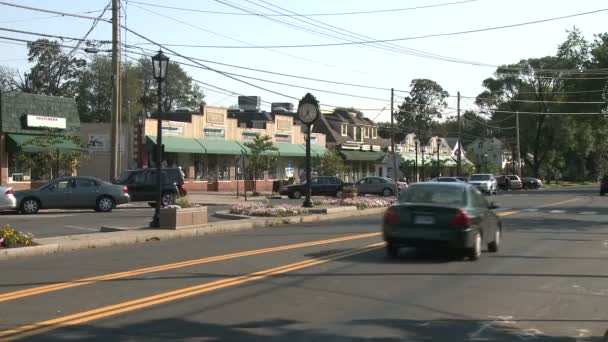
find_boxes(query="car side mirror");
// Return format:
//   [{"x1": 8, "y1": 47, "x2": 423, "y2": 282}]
[{"x1": 488, "y1": 202, "x2": 499, "y2": 210}]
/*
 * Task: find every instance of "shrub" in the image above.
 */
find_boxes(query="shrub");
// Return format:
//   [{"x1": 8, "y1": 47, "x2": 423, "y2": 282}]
[
  {"x1": 0, "y1": 226, "x2": 34, "y2": 248},
  {"x1": 314, "y1": 197, "x2": 395, "y2": 209},
  {"x1": 229, "y1": 203, "x2": 309, "y2": 217},
  {"x1": 175, "y1": 196, "x2": 194, "y2": 208}
]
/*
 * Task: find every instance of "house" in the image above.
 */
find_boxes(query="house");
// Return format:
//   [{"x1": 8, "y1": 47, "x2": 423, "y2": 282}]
[{"x1": 466, "y1": 138, "x2": 512, "y2": 170}]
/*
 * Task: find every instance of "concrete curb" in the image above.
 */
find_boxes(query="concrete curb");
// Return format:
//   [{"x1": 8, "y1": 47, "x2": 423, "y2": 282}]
[{"x1": 0, "y1": 206, "x2": 387, "y2": 261}]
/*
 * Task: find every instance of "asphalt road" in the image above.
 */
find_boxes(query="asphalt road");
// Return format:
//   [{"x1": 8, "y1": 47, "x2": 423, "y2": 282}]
[{"x1": 2, "y1": 186, "x2": 608, "y2": 341}]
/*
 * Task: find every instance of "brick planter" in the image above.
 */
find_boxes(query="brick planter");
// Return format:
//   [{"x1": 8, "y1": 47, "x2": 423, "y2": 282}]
[{"x1": 159, "y1": 206, "x2": 208, "y2": 230}]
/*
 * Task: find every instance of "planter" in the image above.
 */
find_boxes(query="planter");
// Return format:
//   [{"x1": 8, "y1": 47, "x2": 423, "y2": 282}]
[
  {"x1": 207, "y1": 181, "x2": 219, "y2": 192},
  {"x1": 340, "y1": 193, "x2": 357, "y2": 199},
  {"x1": 159, "y1": 206, "x2": 208, "y2": 230}
]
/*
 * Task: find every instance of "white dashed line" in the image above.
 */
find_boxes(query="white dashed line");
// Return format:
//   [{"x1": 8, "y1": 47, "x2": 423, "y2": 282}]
[
  {"x1": 549, "y1": 210, "x2": 566, "y2": 214},
  {"x1": 523, "y1": 209, "x2": 539, "y2": 212},
  {"x1": 579, "y1": 211, "x2": 598, "y2": 215}
]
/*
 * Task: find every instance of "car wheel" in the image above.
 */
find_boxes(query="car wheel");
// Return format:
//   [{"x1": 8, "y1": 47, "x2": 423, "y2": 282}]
[
  {"x1": 96, "y1": 196, "x2": 114, "y2": 213},
  {"x1": 488, "y1": 229, "x2": 500, "y2": 253},
  {"x1": 467, "y1": 232, "x2": 482, "y2": 261},
  {"x1": 382, "y1": 188, "x2": 392, "y2": 197},
  {"x1": 161, "y1": 192, "x2": 176, "y2": 206},
  {"x1": 292, "y1": 190, "x2": 302, "y2": 199},
  {"x1": 20, "y1": 198, "x2": 40, "y2": 215},
  {"x1": 386, "y1": 243, "x2": 399, "y2": 259}
]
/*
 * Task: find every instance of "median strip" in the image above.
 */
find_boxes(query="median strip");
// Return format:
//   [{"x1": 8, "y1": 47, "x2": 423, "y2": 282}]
[{"x1": 0, "y1": 242, "x2": 384, "y2": 341}]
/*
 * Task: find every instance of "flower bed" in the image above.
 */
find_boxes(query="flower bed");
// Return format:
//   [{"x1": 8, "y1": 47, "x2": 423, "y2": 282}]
[
  {"x1": 229, "y1": 203, "x2": 309, "y2": 217},
  {"x1": 0, "y1": 226, "x2": 34, "y2": 248},
  {"x1": 314, "y1": 197, "x2": 396, "y2": 210}
]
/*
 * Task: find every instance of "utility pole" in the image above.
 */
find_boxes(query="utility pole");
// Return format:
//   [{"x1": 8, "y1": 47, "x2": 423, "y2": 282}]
[
  {"x1": 516, "y1": 111, "x2": 521, "y2": 177},
  {"x1": 390, "y1": 88, "x2": 399, "y2": 195},
  {"x1": 457, "y1": 91, "x2": 462, "y2": 176},
  {"x1": 415, "y1": 139, "x2": 418, "y2": 182},
  {"x1": 110, "y1": 0, "x2": 122, "y2": 181}
]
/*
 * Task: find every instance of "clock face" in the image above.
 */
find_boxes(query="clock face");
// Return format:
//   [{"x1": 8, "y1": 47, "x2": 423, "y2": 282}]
[{"x1": 297, "y1": 103, "x2": 318, "y2": 124}]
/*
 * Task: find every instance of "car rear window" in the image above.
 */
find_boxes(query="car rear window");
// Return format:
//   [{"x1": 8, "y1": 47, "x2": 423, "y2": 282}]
[
  {"x1": 507, "y1": 176, "x2": 519, "y2": 180},
  {"x1": 399, "y1": 185, "x2": 466, "y2": 206}
]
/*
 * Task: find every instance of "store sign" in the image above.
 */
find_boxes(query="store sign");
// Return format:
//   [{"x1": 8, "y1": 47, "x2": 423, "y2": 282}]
[
  {"x1": 162, "y1": 125, "x2": 184, "y2": 136},
  {"x1": 275, "y1": 134, "x2": 291, "y2": 143},
  {"x1": 242, "y1": 132, "x2": 257, "y2": 141},
  {"x1": 27, "y1": 115, "x2": 66, "y2": 129},
  {"x1": 204, "y1": 128, "x2": 225, "y2": 138},
  {"x1": 88, "y1": 134, "x2": 110, "y2": 151}
]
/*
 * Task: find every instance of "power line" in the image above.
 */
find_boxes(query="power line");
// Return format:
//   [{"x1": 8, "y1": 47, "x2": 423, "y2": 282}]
[
  {"x1": 463, "y1": 114, "x2": 516, "y2": 129},
  {"x1": 0, "y1": 9, "x2": 105, "y2": 24},
  {"x1": 115, "y1": 8, "x2": 608, "y2": 48},
  {"x1": 0, "y1": 27, "x2": 111, "y2": 44},
  {"x1": 128, "y1": 0, "x2": 480, "y2": 17},
  {"x1": 68, "y1": 2, "x2": 111, "y2": 57}
]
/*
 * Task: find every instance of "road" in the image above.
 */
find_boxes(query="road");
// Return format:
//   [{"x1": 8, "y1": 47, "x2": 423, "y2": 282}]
[{"x1": 2, "y1": 186, "x2": 608, "y2": 341}]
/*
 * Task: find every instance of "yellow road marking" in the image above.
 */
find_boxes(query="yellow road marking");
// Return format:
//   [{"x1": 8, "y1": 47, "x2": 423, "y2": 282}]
[
  {"x1": 0, "y1": 243, "x2": 384, "y2": 341},
  {"x1": 537, "y1": 198, "x2": 580, "y2": 208},
  {"x1": 498, "y1": 211, "x2": 518, "y2": 217},
  {"x1": 0, "y1": 232, "x2": 380, "y2": 303}
]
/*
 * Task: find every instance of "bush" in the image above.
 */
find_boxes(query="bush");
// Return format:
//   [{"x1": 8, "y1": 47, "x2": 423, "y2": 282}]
[
  {"x1": 315, "y1": 197, "x2": 395, "y2": 210},
  {"x1": 343, "y1": 186, "x2": 357, "y2": 193},
  {"x1": 175, "y1": 196, "x2": 194, "y2": 208},
  {"x1": 0, "y1": 226, "x2": 34, "y2": 248}
]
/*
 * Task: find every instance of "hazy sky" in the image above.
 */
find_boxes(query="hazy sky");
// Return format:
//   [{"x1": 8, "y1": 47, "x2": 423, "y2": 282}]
[{"x1": 1, "y1": 0, "x2": 607, "y2": 122}]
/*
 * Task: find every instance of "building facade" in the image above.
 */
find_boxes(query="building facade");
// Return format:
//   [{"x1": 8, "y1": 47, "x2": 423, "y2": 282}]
[{"x1": 467, "y1": 137, "x2": 512, "y2": 170}]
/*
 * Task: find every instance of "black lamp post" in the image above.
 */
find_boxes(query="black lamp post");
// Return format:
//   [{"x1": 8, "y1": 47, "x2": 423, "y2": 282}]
[
  {"x1": 296, "y1": 93, "x2": 320, "y2": 208},
  {"x1": 436, "y1": 138, "x2": 441, "y2": 177},
  {"x1": 421, "y1": 146, "x2": 426, "y2": 181},
  {"x1": 150, "y1": 50, "x2": 169, "y2": 228}
]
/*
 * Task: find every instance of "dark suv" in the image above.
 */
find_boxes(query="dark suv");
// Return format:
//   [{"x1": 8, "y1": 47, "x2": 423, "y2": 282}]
[
  {"x1": 115, "y1": 168, "x2": 186, "y2": 206},
  {"x1": 279, "y1": 176, "x2": 344, "y2": 199}
]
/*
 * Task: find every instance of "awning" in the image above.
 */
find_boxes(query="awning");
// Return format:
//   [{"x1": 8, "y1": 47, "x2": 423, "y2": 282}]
[
  {"x1": 310, "y1": 144, "x2": 327, "y2": 157},
  {"x1": 276, "y1": 143, "x2": 306, "y2": 157},
  {"x1": 7, "y1": 133, "x2": 86, "y2": 153},
  {"x1": 146, "y1": 136, "x2": 205, "y2": 154},
  {"x1": 339, "y1": 150, "x2": 385, "y2": 162},
  {"x1": 196, "y1": 138, "x2": 246, "y2": 155}
]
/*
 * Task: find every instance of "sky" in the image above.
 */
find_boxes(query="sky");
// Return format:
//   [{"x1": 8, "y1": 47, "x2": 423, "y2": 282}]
[{"x1": 1, "y1": 0, "x2": 607, "y2": 123}]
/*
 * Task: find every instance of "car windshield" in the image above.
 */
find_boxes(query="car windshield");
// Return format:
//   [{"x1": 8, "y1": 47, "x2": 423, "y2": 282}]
[
  {"x1": 399, "y1": 184, "x2": 466, "y2": 206},
  {"x1": 470, "y1": 175, "x2": 490, "y2": 181},
  {"x1": 507, "y1": 176, "x2": 519, "y2": 180},
  {"x1": 115, "y1": 171, "x2": 132, "y2": 184}
]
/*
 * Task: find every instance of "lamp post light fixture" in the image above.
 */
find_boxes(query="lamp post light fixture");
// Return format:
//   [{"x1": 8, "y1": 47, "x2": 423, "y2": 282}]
[
  {"x1": 296, "y1": 93, "x2": 320, "y2": 208},
  {"x1": 150, "y1": 50, "x2": 169, "y2": 228}
]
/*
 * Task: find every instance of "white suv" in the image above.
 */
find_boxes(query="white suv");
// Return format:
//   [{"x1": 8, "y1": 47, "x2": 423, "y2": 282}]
[{"x1": 468, "y1": 174, "x2": 498, "y2": 195}]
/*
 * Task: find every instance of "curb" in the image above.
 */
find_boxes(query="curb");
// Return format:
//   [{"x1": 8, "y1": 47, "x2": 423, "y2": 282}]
[{"x1": 0, "y1": 207, "x2": 387, "y2": 261}]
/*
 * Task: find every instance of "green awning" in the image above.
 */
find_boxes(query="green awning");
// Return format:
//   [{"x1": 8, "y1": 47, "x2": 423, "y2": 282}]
[
  {"x1": 147, "y1": 136, "x2": 205, "y2": 154},
  {"x1": 276, "y1": 143, "x2": 306, "y2": 157},
  {"x1": 310, "y1": 144, "x2": 327, "y2": 157},
  {"x1": 196, "y1": 138, "x2": 246, "y2": 155},
  {"x1": 7, "y1": 133, "x2": 86, "y2": 153},
  {"x1": 340, "y1": 150, "x2": 385, "y2": 162}
]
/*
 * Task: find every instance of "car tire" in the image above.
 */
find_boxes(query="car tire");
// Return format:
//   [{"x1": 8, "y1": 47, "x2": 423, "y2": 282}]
[
  {"x1": 95, "y1": 196, "x2": 115, "y2": 213},
  {"x1": 382, "y1": 188, "x2": 392, "y2": 197},
  {"x1": 161, "y1": 192, "x2": 176, "y2": 207},
  {"x1": 292, "y1": 190, "x2": 302, "y2": 199},
  {"x1": 488, "y1": 229, "x2": 500, "y2": 253},
  {"x1": 20, "y1": 198, "x2": 40, "y2": 215},
  {"x1": 386, "y1": 243, "x2": 399, "y2": 259},
  {"x1": 467, "y1": 232, "x2": 482, "y2": 261}
]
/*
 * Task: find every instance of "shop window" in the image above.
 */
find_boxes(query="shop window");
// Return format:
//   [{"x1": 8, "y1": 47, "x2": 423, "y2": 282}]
[
  {"x1": 252, "y1": 121, "x2": 266, "y2": 129},
  {"x1": 218, "y1": 160, "x2": 230, "y2": 180},
  {"x1": 341, "y1": 124, "x2": 348, "y2": 136}
]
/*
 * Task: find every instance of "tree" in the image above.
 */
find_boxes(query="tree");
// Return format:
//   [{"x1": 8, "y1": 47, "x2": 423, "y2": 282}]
[
  {"x1": 26, "y1": 39, "x2": 86, "y2": 97},
  {"x1": 243, "y1": 134, "x2": 278, "y2": 192},
  {"x1": 376, "y1": 122, "x2": 407, "y2": 142},
  {"x1": 395, "y1": 79, "x2": 449, "y2": 143},
  {"x1": 0, "y1": 66, "x2": 29, "y2": 92},
  {"x1": 319, "y1": 150, "x2": 348, "y2": 177}
]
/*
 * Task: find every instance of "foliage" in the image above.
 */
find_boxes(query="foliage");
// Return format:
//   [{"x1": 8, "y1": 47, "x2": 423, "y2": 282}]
[
  {"x1": 0, "y1": 226, "x2": 34, "y2": 248},
  {"x1": 313, "y1": 197, "x2": 395, "y2": 210},
  {"x1": 243, "y1": 134, "x2": 278, "y2": 187},
  {"x1": 319, "y1": 150, "x2": 348, "y2": 177},
  {"x1": 462, "y1": 164, "x2": 476, "y2": 176},
  {"x1": 175, "y1": 196, "x2": 194, "y2": 208},
  {"x1": 478, "y1": 162, "x2": 502, "y2": 175},
  {"x1": 342, "y1": 186, "x2": 357, "y2": 193},
  {"x1": 229, "y1": 203, "x2": 309, "y2": 217},
  {"x1": 376, "y1": 122, "x2": 407, "y2": 142}
]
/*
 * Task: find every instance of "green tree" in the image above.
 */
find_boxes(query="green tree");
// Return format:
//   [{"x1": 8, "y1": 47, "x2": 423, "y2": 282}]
[
  {"x1": 396, "y1": 79, "x2": 449, "y2": 143},
  {"x1": 243, "y1": 134, "x2": 278, "y2": 191},
  {"x1": 376, "y1": 122, "x2": 407, "y2": 142},
  {"x1": 319, "y1": 150, "x2": 348, "y2": 177}
]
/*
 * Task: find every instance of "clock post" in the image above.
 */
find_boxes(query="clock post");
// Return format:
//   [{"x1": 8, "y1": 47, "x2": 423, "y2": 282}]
[{"x1": 297, "y1": 93, "x2": 320, "y2": 208}]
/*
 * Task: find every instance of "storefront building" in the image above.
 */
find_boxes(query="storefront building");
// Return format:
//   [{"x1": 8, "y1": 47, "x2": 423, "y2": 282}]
[
  {"x1": 140, "y1": 106, "x2": 327, "y2": 192},
  {"x1": 0, "y1": 91, "x2": 83, "y2": 190}
]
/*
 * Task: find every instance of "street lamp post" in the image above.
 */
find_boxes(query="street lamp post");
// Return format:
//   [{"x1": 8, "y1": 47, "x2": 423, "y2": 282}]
[
  {"x1": 421, "y1": 146, "x2": 426, "y2": 182},
  {"x1": 150, "y1": 50, "x2": 169, "y2": 228},
  {"x1": 296, "y1": 93, "x2": 320, "y2": 208},
  {"x1": 436, "y1": 138, "x2": 441, "y2": 178},
  {"x1": 483, "y1": 153, "x2": 488, "y2": 173},
  {"x1": 414, "y1": 139, "x2": 419, "y2": 183}
]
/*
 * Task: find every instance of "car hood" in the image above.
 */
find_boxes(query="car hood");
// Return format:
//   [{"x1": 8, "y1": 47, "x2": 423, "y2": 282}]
[{"x1": 468, "y1": 180, "x2": 489, "y2": 184}]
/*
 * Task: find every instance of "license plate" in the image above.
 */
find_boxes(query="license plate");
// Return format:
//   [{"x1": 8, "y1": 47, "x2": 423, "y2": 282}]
[{"x1": 414, "y1": 215, "x2": 435, "y2": 225}]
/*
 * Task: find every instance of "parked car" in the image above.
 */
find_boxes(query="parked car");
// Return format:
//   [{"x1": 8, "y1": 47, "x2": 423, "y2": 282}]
[
  {"x1": 15, "y1": 176, "x2": 130, "y2": 214},
  {"x1": 279, "y1": 176, "x2": 344, "y2": 199},
  {"x1": 505, "y1": 175, "x2": 523, "y2": 190},
  {"x1": 467, "y1": 174, "x2": 498, "y2": 195},
  {"x1": 522, "y1": 177, "x2": 542, "y2": 190},
  {"x1": 355, "y1": 177, "x2": 404, "y2": 197},
  {"x1": 0, "y1": 186, "x2": 16, "y2": 211},
  {"x1": 496, "y1": 175, "x2": 509, "y2": 191},
  {"x1": 382, "y1": 182, "x2": 502, "y2": 260},
  {"x1": 455, "y1": 177, "x2": 468, "y2": 183},
  {"x1": 430, "y1": 177, "x2": 466, "y2": 183},
  {"x1": 600, "y1": 175, "x2": 608, "y2": 196},
  {"x1": 115, "y1": 168, "x2": 186, "y2": 206}
]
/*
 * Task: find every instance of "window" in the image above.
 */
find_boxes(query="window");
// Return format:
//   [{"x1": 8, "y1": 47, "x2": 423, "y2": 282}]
[
  {"x1": 76, "y1": 179, "x2": 97, "y2": 188},
  {"x1": 372, "y1": 127, "x2": 378, "y2": 139},
  {"x1": 341, "y1": 124, "x2": 348, "y2": 136},
  {"x1": 364, "y1": 126, "x2": 369, "y2": 138},
  {"x1": 54, "y1": 180, "x2": 71, "y2": 189},
  {"x1": 471, "y1": 189, "x2": 488, "y2": 208},
  {"x1": 252, "y1": 121, "x2": 266, "y2": 129}
]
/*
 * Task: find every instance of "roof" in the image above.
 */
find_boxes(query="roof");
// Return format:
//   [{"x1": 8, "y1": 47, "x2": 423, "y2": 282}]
[{"x1": 445, "y1": 138, "x2": 459, "y2": 149}]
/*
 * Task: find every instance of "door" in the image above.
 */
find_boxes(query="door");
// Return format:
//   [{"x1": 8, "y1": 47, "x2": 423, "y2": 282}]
[
  {"x1": 126, "y1": 171, "x2": 148, "y2": 201},
  {"x1": 356, "y1": 178, "x2": 368, "y2": 194},
  {"x1": 309, "y1": 177, "x2": 323, "y2": 196},
  {"x1": 40, "y1": 179, "x2": 73, "y2": 209},
  {"x1": 470, "y1": 189, "x2": 492, "y2": 243},
  {"x1": 72, "y1": 178, "x2": 100, "y2": 208}
]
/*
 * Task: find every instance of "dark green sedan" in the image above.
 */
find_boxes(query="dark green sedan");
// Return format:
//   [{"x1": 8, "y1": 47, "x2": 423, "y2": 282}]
[{"x1": 382, "y1": 182, "x2": 502, "y2": 261}]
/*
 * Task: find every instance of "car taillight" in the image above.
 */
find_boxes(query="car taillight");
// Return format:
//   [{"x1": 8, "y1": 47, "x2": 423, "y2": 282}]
[
  {"x1": 122, "y1": 186, "x2": 128, "y2": 193},
  {"x1": 383, "y1": 207, "x2": 399, "y2": 225},
  {"x1": 178, "y1": 182, "x2": 185, "y2": 190},
  {"x1": 450, "y1": 209, "x2": 472, "y2": 227},
  {"x1": 4, "y1": 188, "x2": 14, "y2": 195}
]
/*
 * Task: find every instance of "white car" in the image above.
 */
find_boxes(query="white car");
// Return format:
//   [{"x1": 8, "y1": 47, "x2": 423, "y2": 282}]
[
  {"x1": 468, "y1": 174, "x2": 498, "y2": 195},
  {"x1": 0, "y1": 186, "x2": 17, "y2": 211}
]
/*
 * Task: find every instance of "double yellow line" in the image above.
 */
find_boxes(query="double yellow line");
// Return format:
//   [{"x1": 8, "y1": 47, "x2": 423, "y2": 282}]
[
  {"x1": 0, "y1": 232, "x2": 380, "y2": 303},
  {"x1": 0, "y1": 243, "x2": 384, "y2": 341}
]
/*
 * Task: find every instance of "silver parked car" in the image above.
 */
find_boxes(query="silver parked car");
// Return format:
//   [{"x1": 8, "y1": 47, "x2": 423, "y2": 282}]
[
  {"x1": 355, "y1": 176, "x2": 404, "y2": 197},
  {"x1": 15, "y1": 176, "x2": 130, "y2": 214},
  {"x1": 468, "y1": 174, "x2": 498, "y2": 195},
  {"x1": 0, "y1": 186, "x2": 17, "y2": 211}
]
